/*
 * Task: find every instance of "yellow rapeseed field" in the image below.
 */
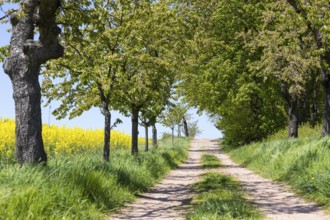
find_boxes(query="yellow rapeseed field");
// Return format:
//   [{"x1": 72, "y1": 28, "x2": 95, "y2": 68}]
[{"x1": 0, "y1": 118, "x2": 146, "y2": 159}]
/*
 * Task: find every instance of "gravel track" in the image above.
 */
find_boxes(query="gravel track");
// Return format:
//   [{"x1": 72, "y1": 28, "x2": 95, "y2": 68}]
[{"x1": 109, "y1": 139, "x2": 330, "y2": 220}]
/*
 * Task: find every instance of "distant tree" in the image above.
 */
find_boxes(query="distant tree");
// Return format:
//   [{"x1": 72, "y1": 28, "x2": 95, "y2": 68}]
[
  {"x1": 187, "y1": 120, "x2": 201, "y2": 138},
  {"x1": 152, "y1": 123, "x2": 158, "y2": 149},
  {"x1": 1, "y1": 0, "x2": 63, "y2": 164},
  {"x1": 182, "y1": 116, "x2": 189, "y2": 137},
  {"x1": 161, "y1": 108, "x2": 177, "y2": 145},
  {"x1": 161, "y1": 103, "x2": 189, "y2": 143}
]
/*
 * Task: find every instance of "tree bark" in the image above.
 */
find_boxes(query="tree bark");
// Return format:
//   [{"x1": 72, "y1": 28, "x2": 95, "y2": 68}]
[
  {"x1": 322, "y1": 71, "x2": 330, "y2": 135},
  {"x1": 288, "y1": 99, "x2": 299, "y2": 138},
  {"x1": 310, "y1": 72, "x2": 319, "y2": 128},
  {"x1": 131, "y1": 106, "x2": 140, "y2": 154},
  {"x1": 321, "y1": 52, "x2": 330, "y2": 135},
  {"x1": 152, "y1": 123, "x2": 157, "y2": 149},
  {"x1": 182, "y1": 116, "x2": 189, "y2": 137},
  {"x1": 145, "y1": 124, "x2": 149, "y2": 152},
  {"x1": 171, "y1": 126, "x2": 174, "y2": 145},
  {"x1": 281, "y1": 83, "x2": 299, "y2": 138},
  {"x1": 3, "y1": 0, "x2": 64, "y2": 164},
  {"x1": 103, "y1": 101, "x2": 111, "y2": 162},
  {"x1": 177, "y1": 125, "x2": 181, "y2": 137}
]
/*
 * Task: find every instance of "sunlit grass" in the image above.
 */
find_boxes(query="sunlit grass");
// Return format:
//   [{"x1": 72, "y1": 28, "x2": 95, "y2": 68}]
[
  {"x1": 201, "y1": 154, "x2": 221, "y2": 168},
  {"x1": 0, "y1": 137, "x2": 189, "y2": 220},
  {"x1": 224, "y1": 124, "x2": 330, "y2": 211},
  {"x1": 188, "y1": 172, "x2": 263, "y2": 220}
]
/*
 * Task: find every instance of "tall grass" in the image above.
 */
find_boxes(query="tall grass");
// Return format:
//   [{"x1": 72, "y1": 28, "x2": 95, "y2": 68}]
[
  {"x1": 223, "y1": 124, "x2": 330, "y2": 210},
  {"x1": 0, "y1": 138, "x2": 189, "y2": 220}
]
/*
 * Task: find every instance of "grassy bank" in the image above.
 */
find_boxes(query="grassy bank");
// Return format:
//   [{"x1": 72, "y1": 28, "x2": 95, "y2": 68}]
[
  {"x1": 188, "y1": 153, "x2": 262, "y2": 219},
  {"x1": 0, "y1": 138, "x2": 189, "y2": 220},
  {"x1": 224, "y1": 125, "x2": 330, "y2": 210}
]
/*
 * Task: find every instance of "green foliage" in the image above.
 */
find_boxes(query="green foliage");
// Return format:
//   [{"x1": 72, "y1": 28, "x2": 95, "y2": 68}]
[
  {"x1": 249, "y1": 1, "x2": 319, "y2": 96},
  {"x1": 224, "y1": 131, "x2": 330, "y2": 210},
  {"x1": 161, "y1": 132, "x2": 172, "y2": 140},
  {"x1": 201, "y1": 154, "x2": 221, "y2": 168},
  {"x1": 160, "y1": 102, "x2": 191, "y2": 133},
  {"x1": 0, "y1": 45, "x2": 9, "y2": 63},
  {"x1": 43, "y1": 0, "x2": 176, "y2": 121},
  {"x1": 0, "y1": 138, "x2": 189, "y2": 220},
  {"x1": 178, "y1": 0, "x2": 287, "y2": 145},
  {"x1": 188, "y1": 120, "x2": 201, "y2": 138},
  {"x1": 188, "y1": 172, "x2": 263, "y2": 220}
]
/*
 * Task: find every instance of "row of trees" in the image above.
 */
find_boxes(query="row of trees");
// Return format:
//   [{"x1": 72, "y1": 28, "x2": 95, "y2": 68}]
[
  {"x1": 4, "y1": 0, "x2": 328, "y2": 163},
  {"x1": 0, "y1": 0, "x2": 197, "y2": 164},
  {"x1": 179, "y1": 0, "x2": 330, "y2": 145}
]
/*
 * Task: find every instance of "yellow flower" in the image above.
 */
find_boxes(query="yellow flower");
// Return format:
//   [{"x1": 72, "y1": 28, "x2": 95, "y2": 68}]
[{"x1": 0, "y1": 118, "x2": 149, "y2": 159}]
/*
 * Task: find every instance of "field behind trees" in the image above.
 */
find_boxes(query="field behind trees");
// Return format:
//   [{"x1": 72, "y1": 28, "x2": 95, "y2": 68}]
[{"x1": 0, "y1": 118, "x2": 147, "y2": 163}]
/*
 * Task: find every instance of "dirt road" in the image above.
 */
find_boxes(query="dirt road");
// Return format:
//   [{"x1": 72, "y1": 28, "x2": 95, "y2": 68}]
[
  {"x1": 109, "y1": 139, "x2": 329, "y2": 220},
  {"x1": 109, "y1": 139, "x2": 206, "y2": 220}
]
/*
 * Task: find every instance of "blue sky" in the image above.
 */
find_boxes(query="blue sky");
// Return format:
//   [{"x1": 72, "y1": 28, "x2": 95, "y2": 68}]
[{"x1": 0, "y1": 4, "x2": 222, "y2": 139}]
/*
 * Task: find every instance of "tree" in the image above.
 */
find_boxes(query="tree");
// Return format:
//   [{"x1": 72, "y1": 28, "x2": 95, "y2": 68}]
[
  {"x1": 139, "y1": 115, "x2": 155, "y2": 152},
  {"x1": 187, "y1": 120, "x2": 201, "y2": 138},
  {"x1": 160, "y1": 103, "x2": 189, "y2": 143},
  {"x1": 111, "y1": 0, "x2": 177, "y2": 154},
  {"x1": 283, "y1": 0, "x2": 330, "y2": 135},
  {"x1": 160, "y1": 108, "x2": 177, "y2": 144},
  {"x1": 248, "y1": 1, "x2": 319, "y2": 138},
  {"x1": 182, "y1": 115, "x2": 189, "y2": 137},
  {"x1": 119, "y1": 63, "x2": 175, "y2": 154},
  {"x1": 43, "y1": 0, "x2": 177, "y2": 156},
  {"x1": 152, "y1": 123, "x2": 158, "y2": 149},
  {"x1": 42, "y1": 0, "x2": 143, "y2": 161},
  {"x1": 139, "y1": 101, "x2": 169, "y2": 151},
  {"x1": 2, "y1": 0, "x2": 63, "y2": 164},
  {"x1": 178, "y1": 0, "x2": 286, "y2": 145}
]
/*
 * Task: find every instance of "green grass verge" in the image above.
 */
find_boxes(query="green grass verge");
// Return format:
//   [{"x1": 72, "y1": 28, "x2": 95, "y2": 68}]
[
  {"x1": 267, "y1": 123, "x2": 322, "y2": 141},
  {"x1": 0, "y1": 138, "x2": 189, "y2": 220},
  {"x1": 201, "y1": 154, "x2": 221, "y2": 168},
  {"x1": 223, "y1": 125, "x2": 330, "y2": 211},
  {"x1": 188, "y1": 172, "x2": 263, "y2": 220}
]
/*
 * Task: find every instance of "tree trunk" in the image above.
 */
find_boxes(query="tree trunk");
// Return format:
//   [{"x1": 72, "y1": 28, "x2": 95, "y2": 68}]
[
  {"x1": 12, "y1": 73, "x2": 48, "y2": 164},
  {"x1": 131, "y1": 106, "x2": 139, "y2": 154},
  {"x1": 308, "y1": 71, "x2": 318, "y2": 127},
  {"x1": 103, "y1": 101, "x2": 111, "y2": 162},
  {"x1": 183, "y1": 116, "x2": 189, "y2": 137},
  {"x1": 321, "y1": 52, "x2": 330, "y2": 135},
  {"x1": 3, "y1": 0, "x2": 63, "y2": 164},
  {"x1": 322, "y1": 76, "x2": 330, "y2": 135},
  {"x1": 171, "y1": 126, "x2": 174, "y2": 145},
  {"x1": 281, "y1": 82, "x2": 298, "y2": 138},
  {"x1": 152, "y1": 123, "x2": 157, "y2": 149},
  {"x1": 177, "y1": 125, "x2": 181, "y2": 137},
  {"x1": 288, "y1": 99, "x2": 299, "y2": 138},
  {"x1": 145, "y1": 124, "x2": 149, "y2": 152}
]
